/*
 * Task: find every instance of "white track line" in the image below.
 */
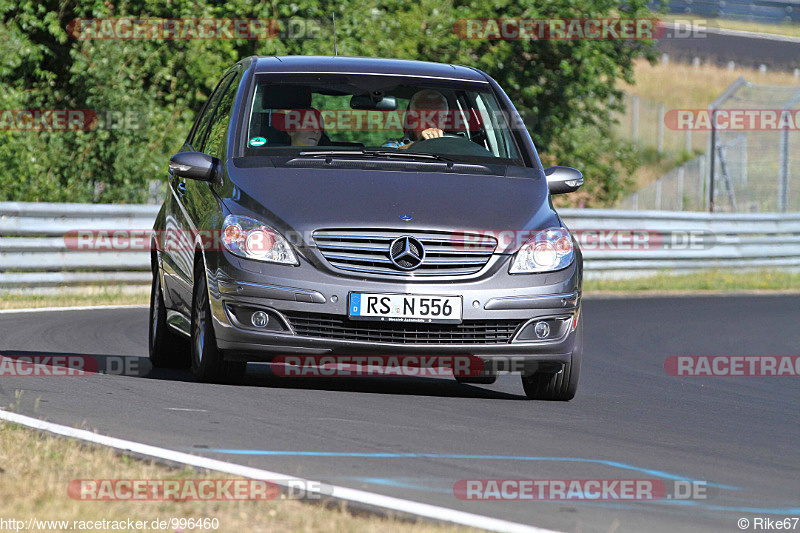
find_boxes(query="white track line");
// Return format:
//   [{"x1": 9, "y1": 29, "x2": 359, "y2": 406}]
[
  {"x1": 0, "y1": 305, "x2": 148, "y2": 314},
  {"x1": 0, "y1": 409, "x2": 560, "y2": 533}
]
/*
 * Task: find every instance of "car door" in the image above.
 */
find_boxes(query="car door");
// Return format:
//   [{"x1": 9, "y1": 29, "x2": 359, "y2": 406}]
[
  {"x1": 182, "y1": 66, "x2": 243, "y2": 285},
  {"x1": 162, "y1": 69, "x2": 238, "y2": 316}
]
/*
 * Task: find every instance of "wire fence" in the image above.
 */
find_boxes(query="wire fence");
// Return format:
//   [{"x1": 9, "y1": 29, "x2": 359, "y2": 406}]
[
  {"x1": 616, "y1": 155, "x2": 709, "y2": 211},
  {"x1": 708, "y1": 78, "x2": 800, "y2": 212},
  {"x1": 612, "y1": 93, "x2": 709, "y2": 155},
  {"x1": 612, "y1": 93, "x2": 710, "y2": 212},
  {"x1": 615, "y1": 79, "x2": 800, "y2": 212}
]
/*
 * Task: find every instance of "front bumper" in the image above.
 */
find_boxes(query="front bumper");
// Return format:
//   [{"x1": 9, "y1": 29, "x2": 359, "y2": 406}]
[{"x1": 204, "y1": 247, "x2": 582, "y2": 364}]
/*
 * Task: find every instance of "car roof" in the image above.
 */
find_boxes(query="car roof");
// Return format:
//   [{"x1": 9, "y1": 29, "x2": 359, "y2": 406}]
[{"x1": 251, "y1": 56, "x2": 488, "y2": 82}]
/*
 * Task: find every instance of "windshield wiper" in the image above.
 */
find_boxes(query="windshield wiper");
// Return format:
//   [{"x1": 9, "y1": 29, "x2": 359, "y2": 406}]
[
  {"x1": 297, "y1": 149, "x2": 454, "y2": 164},
  {"x1": 363, "y1": 150, "x2": 453, "y2": 163}
]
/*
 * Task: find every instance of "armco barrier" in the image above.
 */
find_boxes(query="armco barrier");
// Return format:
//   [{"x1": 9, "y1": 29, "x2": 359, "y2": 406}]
[
  {"x1": 1, "y1": 202, "x2": 799, "y2": 287},
  {"x1": 0, "y1": 202, "x2": 159, "y2": 288},
  {"x1": 559, "y1": 208, "x2": 800, "y2": 278}
]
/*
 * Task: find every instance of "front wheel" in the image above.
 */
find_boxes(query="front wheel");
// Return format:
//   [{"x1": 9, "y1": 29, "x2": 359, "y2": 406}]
[
  {"x1": 521, "y1": 321, "x2": 582, "y2": 401},
  {"x1": 190, "y1": 267, "x2": 246, "y2": 383}
]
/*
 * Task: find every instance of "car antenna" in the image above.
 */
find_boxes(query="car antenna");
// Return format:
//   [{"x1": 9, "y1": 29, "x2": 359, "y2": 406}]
[{"x1": 332, "y1": 13, "x2": 338, "y2": 56}]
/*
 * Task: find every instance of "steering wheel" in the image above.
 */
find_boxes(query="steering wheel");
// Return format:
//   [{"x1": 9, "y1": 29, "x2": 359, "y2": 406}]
[
  {"x1": 416, "y1": 133, "x2": 463, "y2": 142},
  {"x1": 406, "y1": 133, "x2": 494, "y2": 157}
]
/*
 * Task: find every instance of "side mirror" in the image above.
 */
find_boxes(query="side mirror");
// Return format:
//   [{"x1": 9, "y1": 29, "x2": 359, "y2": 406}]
[
  {"x1": 169, "y1": 152, "x2": 214, "y2": 181},
  {"x1": 544, "y1": 166, "x2": 583, "y2": 195}
]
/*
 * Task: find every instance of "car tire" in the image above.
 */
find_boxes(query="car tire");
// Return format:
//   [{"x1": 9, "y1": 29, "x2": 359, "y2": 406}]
[
  {"x1": 521, "y1": 320, "x2": 582, "y2": 401},
  {"x1": 148, "y1": 268, "x2": 190, "y2": 369},
  {"x1": 190, "y1": 265, "x2": 246, "y2": 383}
]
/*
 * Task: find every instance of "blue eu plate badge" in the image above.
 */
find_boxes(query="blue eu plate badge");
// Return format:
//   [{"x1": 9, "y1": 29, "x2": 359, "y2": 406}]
[{"x1": 350, "y1": 293, "x2": 361, "y2": 316}]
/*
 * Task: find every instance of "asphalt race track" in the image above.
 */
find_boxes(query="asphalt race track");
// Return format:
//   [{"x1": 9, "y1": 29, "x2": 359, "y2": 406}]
[
  {"x1": 1, "y1": 295, "x2": 798, "y2": 533},
  {"x1": 657, "y1": 24, "x2": 800, "y2": 71}
]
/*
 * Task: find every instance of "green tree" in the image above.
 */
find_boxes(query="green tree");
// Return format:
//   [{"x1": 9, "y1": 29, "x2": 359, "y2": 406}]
[{"x1": 0, "y1": 0, "x2": 654, "y2": 205}]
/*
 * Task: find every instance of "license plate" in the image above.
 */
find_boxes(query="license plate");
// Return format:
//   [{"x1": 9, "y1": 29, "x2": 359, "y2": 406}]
[{"x1": 349, "y1": 293, "x2": 462, "y2": 324}]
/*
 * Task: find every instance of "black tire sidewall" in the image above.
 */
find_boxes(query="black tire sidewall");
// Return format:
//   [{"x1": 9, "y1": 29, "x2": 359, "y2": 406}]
[
  {"x1": 148, "y1": 271, "x2": 161, "y2": 359},
  {"x1": 149, "y1": 268, "x2": 190, "y2": 369},
  {"x1": 190, "y1": 268, "x2": 227, "y2": 381},
  {"x1": 521, "y1": 320, "x2": 582, "y2": 401}
]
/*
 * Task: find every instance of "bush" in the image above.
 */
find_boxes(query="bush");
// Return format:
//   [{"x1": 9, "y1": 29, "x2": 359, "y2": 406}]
[{"x1": 0, "y1": 0, "x2": 654, "y2": 205}]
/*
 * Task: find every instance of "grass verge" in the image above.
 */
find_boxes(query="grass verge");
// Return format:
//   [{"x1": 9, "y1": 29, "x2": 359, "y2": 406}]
[
  {"x1": 585, "y1": 269, "x2": 800, "y2": 294},
  {"x1": 0, "y1": 420, "x2": 469, "y2": 533},
  {"x1": 624, "y1": 58, "x2": 800, "y2": 111},
  {"x1": 0, "y1": 286, "x2": 150, "y2": 310}
]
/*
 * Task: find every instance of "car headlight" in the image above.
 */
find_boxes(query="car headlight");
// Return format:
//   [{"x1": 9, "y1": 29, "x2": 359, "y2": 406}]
[
  {"x1": 222, "y1": 215, "x2": 298, "y2": 265},
  {"x1": 509, "y1": 227, "x2": 574, "y2": 273}
]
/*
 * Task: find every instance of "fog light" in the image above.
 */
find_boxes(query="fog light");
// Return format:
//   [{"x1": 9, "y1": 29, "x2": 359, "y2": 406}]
[
  {"x1": 534, "y1": 321, "x2": 550, "y2": 339},
  {"x1": 251, "y1": 311, "x2": 269, "y2": 328}
]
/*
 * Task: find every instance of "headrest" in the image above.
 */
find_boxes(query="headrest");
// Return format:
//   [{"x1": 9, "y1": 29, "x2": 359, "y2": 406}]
[{"x1": 268, "y1": 109, "x2": 324, "y2": 131}]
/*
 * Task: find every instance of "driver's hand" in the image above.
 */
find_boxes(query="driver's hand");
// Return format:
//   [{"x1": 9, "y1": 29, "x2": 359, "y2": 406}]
[{"x1": 419, "y1": 128, "x2": 444, "y2": 140}]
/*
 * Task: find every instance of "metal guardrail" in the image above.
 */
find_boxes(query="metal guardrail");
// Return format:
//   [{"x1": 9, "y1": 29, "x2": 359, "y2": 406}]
[
  {"x1": 560, "y1": 208, "x2": 800, "y2": 277},
  {"x1": 0, "y1": 202, "x2": 159, "y2": 288},
  {"x1": 1, "y1": 202, "x2": 799, "y2": 287}
]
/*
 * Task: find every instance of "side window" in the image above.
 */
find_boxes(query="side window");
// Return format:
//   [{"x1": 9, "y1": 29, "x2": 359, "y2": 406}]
[
  {"x1": 203, "y1": 69, "x2": 242, "y2": 158},
  {"x1": 186, "y1": 97, "x2": 210, "y2": 149},
  {"x1": 475, "y1": 93, "x2": 518, "y2": 159},
  {"x1": 187, "y1": 71, "x2": 235, "y2": 151}
]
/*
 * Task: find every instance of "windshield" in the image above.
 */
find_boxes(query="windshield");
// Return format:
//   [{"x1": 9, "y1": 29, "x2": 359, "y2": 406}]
[{"x1": 244, "y1": 74, "x2": 523, "y2": 165}]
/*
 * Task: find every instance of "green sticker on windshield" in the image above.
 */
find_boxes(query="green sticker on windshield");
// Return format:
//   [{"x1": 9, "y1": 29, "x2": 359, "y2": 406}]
[{"x1": 249, "y1": 137, "x2": 266, "y2": 147}]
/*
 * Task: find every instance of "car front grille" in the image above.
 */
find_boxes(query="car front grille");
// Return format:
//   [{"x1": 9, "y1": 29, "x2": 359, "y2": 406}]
[
  {"x1": 313, "y1": 229, "x2": 497, "y2": 276},
  {"x1": 282, "y1": 312, "x2": 522, "y2": 344}
]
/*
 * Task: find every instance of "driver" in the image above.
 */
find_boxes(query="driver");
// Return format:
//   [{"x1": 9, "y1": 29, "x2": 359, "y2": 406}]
[{"x1": 383, "y1": 89, "x2": 448, "y2": 149}]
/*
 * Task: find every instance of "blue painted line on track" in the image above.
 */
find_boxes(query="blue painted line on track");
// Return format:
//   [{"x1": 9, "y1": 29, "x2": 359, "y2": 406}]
[{"x1": 200, "y1": 449, "x2": 742, "y2": 490}]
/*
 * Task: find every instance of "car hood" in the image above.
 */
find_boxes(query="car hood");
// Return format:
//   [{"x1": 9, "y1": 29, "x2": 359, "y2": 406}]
[{"x1": 222, "y1": 162, "x2": 559, "y2": 253}]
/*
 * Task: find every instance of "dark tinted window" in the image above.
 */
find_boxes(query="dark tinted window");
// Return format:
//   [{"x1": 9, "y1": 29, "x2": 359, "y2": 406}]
[
  {"x1": 203, "y1": 69, "x2": 242, "y2": 158},
  {"x1": 188, "y1": 71, "x2": 235, "y2": 151}
]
